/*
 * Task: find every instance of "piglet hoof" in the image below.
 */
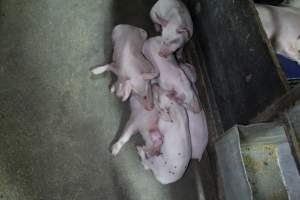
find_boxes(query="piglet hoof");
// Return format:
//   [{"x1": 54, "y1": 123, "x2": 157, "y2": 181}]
[
  {"x1": 137, "y1": 146, "x2": 145, "y2": 159},
  {"x1": 111, "y1": 142, "x2": 123, "y2": 156},
  {"x1": 141, "y1": 161, "x2": 150, "y2": 170},
  {"x1": 136, "y1": 146, "x2": 150, "y2": 170},
  {"x1": 110, "y1": 85, "x2": 116, "y2": 94}
]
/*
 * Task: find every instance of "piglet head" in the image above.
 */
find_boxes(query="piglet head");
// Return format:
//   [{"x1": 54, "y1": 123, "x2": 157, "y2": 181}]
[
  {"x1": 112, "y1": 24, "x2": 148, "y2": 43},
  {"x1": 159, "y1": 25, "x2": 191, "y2": 58},
  {"x1": 112, "y1": 24, "x2": 127, "y2": 42},
  {"x1": 164, "y1": 69, "x2": 201, "y2": 113}
]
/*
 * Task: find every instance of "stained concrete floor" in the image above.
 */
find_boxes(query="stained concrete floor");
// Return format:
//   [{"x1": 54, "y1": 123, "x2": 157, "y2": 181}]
[{"x1": 0, "y1": 0, "x2": 205, "y2": 200}]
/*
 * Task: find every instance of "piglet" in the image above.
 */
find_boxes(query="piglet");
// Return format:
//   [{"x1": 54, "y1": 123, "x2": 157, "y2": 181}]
[
  {"x1": 150, "y1": 0, "x2": 194, "y2": 59},
  {"x1": 91, "y1": 24, "x2": 158, "y2": 110},
  {"x1": 163, "y1": 59, "x2": 207, "y2": 161},
  {"x1": 111, "y1": 93, "x2": 162, "y2": 157},
  {"x1": 137, "y1": 85, "x2": 191, "y2": 184},
  {"x1": 178, "y1": 63, "x2": 208, "y2": 160},
  {"x1": 255, "y1": 4, "x2": 300, "y2": 65},
  {"x1": 142, "y1": 36, "x2": 201, "y2": 113}
]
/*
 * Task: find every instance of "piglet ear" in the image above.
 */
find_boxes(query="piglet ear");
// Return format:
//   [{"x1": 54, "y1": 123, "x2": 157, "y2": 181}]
[
  {"x1": 155, "y1": 13, "x2": 168, "y2": 27},
  {"x1": 139, "y1": 29, "x2": 148, "y2": 40},
  {"x1": 176, "y1": 26, "x2": 191, "y2": 40}
]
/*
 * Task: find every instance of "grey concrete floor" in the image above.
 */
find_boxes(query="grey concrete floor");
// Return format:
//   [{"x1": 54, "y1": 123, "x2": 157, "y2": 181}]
[{"x1": 0, "y1": 0, "x2": 205, "y2": 200}]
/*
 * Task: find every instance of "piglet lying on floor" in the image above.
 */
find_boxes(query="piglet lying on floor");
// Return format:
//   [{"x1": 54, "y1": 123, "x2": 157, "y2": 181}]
[
  {"x1": 255, "y1": 4, "x2": 300, "y2": 65},
  {"x1": 110, "y1": 89, "x2": 161, "y2": 157},
  {"x1": 137, "y1": 85, "x2": 191, "y2": 184},
  {"x1": 90, "y1": 14, "x2": 207, "y2": 184},
  {"x1": 150, "y1": 0, "x2": 193, "y2": 59},
  {"x1": 91, "y1": 24, "x2": 158, "y2": 110},
  {"x1": 142, "y1": 36, "x2": 201, "y2": 113}
]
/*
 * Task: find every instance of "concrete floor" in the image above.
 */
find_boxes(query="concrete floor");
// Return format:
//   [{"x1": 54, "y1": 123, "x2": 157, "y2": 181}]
[{"x1": 0, "y1": 0, "x2": 205, "y2": 199}]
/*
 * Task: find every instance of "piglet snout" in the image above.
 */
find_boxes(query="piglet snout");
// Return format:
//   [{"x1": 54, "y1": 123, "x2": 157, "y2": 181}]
[{"x1": 158, "y1": 48, "x2": 169, "y2": 58}]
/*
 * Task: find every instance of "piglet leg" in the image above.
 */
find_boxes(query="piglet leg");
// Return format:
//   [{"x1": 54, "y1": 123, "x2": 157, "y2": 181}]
[
  {"x1": 137, "y1": 146, "x2": 150, "y2": 170},
  {"x1": 114, "y1": 80, "x2": 132, "y2": 102},
  {"x1": 110, "y1": 84, "x2": 116, "y2": 93},
  {"x1": 142, "y1": 71, "x2": 159, "y2": 80},
  {"x1": 91, "y1": 63, "x2": 118, "y2": 75},
  {"x1": 111, "y1": 117, "x2": 137, "y2": 156},
  {"x1": 121, "y1": 80, "x2": 132, "y2": 102},
  {"x1": 144, "y1": 82, "x2": 154, "y2": 110}
]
